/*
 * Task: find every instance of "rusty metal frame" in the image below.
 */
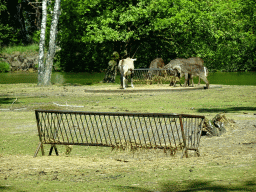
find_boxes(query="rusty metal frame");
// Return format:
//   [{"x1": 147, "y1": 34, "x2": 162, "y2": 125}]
[
  {"x1": 133, "y1": 68, "x2": 175, "y2": 84},
  {"x1": 34, "y1": 110, "x2": 205, "y2": 158}
]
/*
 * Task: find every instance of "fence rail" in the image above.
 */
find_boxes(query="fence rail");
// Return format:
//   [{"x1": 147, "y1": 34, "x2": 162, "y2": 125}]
[{"x1": 34, "y1": 110, "x2": 205, "y2": 158}]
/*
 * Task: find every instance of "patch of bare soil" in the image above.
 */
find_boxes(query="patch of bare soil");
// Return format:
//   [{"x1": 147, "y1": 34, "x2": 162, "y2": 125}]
[{"x1": 200, "y1": 118, "x2": 256, "y2": 160}]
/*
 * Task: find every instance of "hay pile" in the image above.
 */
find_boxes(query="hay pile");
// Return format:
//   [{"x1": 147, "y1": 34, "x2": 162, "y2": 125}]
[{"x1": 203, "y1": 113, "x2": 236, "y2": 136}]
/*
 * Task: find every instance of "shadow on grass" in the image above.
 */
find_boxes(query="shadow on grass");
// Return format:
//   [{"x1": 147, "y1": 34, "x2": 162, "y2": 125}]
[
  {"x1": 0, "y1": 185, "x2": 14, "y2": 191},
  {"x1": 0, "y1": 98, "x2": 20, "y2": 105},
  {"x1": 114, "y1": 179, "x2": 256, "y2": 192},
  {"x1": 197, "y1": 107, "x2": 256, "y2": 113}
]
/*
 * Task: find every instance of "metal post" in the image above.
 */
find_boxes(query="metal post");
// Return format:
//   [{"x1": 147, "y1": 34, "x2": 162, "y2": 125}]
[
  {"x1": 179, "y1": 115, "x2": 188, "y2": 158},
  {"x1": 35, "y1": 111, "x2": 45, "y2": 156}
]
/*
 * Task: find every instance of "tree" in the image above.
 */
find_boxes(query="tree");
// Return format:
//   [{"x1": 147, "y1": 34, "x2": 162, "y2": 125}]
[
  {"x1": 0, "y1": 0, "x2": 42, "y2": 46},
  {"x1": 38, "y1": 0, "x2": 61, "y2": 86},
  {"x1": 0, "y1": 0, "x2": 16, "y2": 47},
  {"x1": 57, "y1": 0, "x2": 255, "y2": 72}
]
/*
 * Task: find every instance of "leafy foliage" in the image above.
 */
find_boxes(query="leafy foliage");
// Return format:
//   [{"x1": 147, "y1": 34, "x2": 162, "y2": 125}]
[
  {"x1": 0, "y1": 62, "x2": 10, "y2": 72},
  {"x1": 2, "y1": 0, "x2": 255, "y2": 72},
  {"x1": 0, "y1": 0, "x2": 42, "y2": 47},
  {"x1": 56, "y1": 0, "x2": 255, "y2": 72},
  {"x1": 0, "y1": 0, "x2": 17, "y2": 47}
]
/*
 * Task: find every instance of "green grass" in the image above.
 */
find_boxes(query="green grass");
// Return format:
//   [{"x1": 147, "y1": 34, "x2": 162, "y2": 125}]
[
  {"x1": 0, "y1": 84, "x2": 256, "y2": 191},
  {"x1": 1, "y1": 44, "x2": 38, "y2": 54},
  {"x1": 0, "y1": 84, "x2": 255, "y2": 115}
]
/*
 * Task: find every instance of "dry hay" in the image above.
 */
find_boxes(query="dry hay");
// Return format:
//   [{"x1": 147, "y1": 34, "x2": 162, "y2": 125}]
[
  {"x1": 203, "y1": 113, "x2": 237, "y2": 136},
  {"x1": 112, "y1": 141, "x2": 184, "y2": 156}
]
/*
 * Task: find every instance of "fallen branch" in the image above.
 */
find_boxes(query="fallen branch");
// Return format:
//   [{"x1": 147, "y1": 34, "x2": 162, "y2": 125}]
[
  {"x1": 0, "y1": 108, "x2": 27, "y2": 111},
  {"x1": 53, "y1": 102, "x2": 84, "y2": 108},
  {"x1": 10, "y1": 97, "x2": 18, "y2": 109}
]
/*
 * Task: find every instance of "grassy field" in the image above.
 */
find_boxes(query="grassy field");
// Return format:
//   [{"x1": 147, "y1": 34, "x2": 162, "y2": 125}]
[
  {"x1": 0, "y1": 83, "x2": 256, "y2": 191},
  {"x1": 1, "y1": 44, "x2": 39, "y2": 55}
]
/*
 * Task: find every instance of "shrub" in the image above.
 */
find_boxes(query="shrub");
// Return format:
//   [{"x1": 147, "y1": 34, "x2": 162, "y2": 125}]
[{"x1": 0, "y1": 62, "x2": 10, "y2": 72}]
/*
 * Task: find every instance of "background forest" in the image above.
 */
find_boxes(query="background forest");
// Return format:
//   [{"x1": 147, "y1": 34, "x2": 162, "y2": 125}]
[{"x1": 0, "y1": 0, "x2": 255, "y2": 72}]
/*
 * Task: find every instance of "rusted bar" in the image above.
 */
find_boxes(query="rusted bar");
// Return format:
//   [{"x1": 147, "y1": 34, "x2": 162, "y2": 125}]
[
  {"x1": 75, "y1": 114, "x2": 84, "y2": 143},
  {"x1": 35, "y1": 112, "x2": 45, "y2": 156},
  {"x1": 35, "y1": 109, "x2": 204, "y2": 118},
  {"x1": 179, "y1": 115, "x2": 188, "y2": 158},
  {"x1": 34, "y1": 142, "x2": 43, "y2": 157},
  {"x1": 115, "y1": 115, "x2": 125, "y2": 148},
  {"x1": 49, "y1": 145, "x2": 58, "y2": 156}
]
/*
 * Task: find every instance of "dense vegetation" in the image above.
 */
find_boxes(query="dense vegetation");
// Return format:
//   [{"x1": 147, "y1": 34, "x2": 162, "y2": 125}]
[
  {"x1": 0, "y1": 0, "x2": 40, "y2": 46},
  {"x1": 1, "y1": 0, "x2": 255, "y2": 72},
  {"x1": 57, "y1": 0, "x2": 256, "y2": 72}
]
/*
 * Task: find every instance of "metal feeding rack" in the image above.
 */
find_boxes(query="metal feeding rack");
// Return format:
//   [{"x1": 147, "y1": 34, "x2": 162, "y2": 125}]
[
  {"x1": 34, "y1": 110, "x2": 205, "y2": 158},
  {"x1": 132, "y1": 68, "x2": 176, "y2": 84}
]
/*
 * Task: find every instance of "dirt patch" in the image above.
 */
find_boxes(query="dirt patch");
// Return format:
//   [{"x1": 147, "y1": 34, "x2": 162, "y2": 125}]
[{"x1": 200, "y1": 118, "x2": 256, "y2": 159}]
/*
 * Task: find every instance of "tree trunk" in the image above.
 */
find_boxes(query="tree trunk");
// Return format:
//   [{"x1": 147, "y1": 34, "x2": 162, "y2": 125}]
[
  {"x1": 43, "y1": 0, "x2": 61, "y2": 86},
  {"x1": 37, "y1": 0, "x2": 47, "y2": 86},
  {"x1": 38, "y1": 0, "x2": 61, "y2": 86}
]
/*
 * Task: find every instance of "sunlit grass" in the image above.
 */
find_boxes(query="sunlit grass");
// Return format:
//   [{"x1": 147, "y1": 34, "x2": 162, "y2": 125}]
[{"x1": 1, "y1": 44, "x2": 39, "y2": 54}]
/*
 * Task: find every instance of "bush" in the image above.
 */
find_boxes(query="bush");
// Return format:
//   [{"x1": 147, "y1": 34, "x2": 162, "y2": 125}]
[
  {"x1": 32, "y1": 31, "x2": 41, "y2": 44},
  {"x1": 0, "y1": 62, "x2": 10, "y2": 72}
]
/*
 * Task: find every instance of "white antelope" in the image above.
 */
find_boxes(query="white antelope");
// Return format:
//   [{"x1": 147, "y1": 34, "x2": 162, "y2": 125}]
[{"x1": 118, "y1": 57, "x2": 137, "y2": 89}]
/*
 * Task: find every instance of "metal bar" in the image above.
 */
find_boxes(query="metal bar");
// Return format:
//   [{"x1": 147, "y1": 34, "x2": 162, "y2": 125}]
[
  {"x1": 64, "y1": 113, "x2": 74, "y2": 143},
  {"x1": 148, "y1": 116, "x2": 157, "y2": 147},
  {"x1": 79, "y1": 114, "x2": 89, "y2": 143},
  {"x1": 142, "y1": 115, "x2": 152, "y2": 147},
  {"x1": 59, "y1": 113, "x2": 70, "y2": 143},
  {"x1": 193, "y1": 118, "x2": 197, "y2": 148},
  {"x1": 179, "y1": 115, "x2": 188, "y2": 158},
  {"x1": 52, "y1": 114, "x2": 60, "y2": 142},
  {"x1": 89, "y1": 115, "x2": 100, "y2": 144},
  {"x1": 163, "y1": 117, "x2": 172, "y2": 148},
  {"x1": 40, "y1": 112, "x2": 49, "y2": 142},
  {"x1": 171, "y1": 118, "x2": 179, "y2": 147},
  {"x1": 102, "y1": 115, "x2": 113, "y2": 146},
  {"x1": 75, "y1": 114, "x2": 84, "y2": 143},
  {"x1": 69, "y1": 114, "x2": 79, "y2": 143},
  {"x1": 84, "y1": 115, "x2": 94, "y2": 143},
  {"x1": 117, "y1": 115, "x2": 127, "y2": 148},
  {"x1": 35, "y1": 111, "x2": 45, "y2": 156},
  {"x1": 47, "y1": 113, "x2": 55, "y2": 142},
  {"x1": 158, "y1": 116, "x2": 167, "y2": 148},
  {"x1": 133, "y1": 116, "x2": 143, "y2": 147},
  {"x1": 122, "y1": 116, "x2": 132, "y2": 146},
  {"x1": 138, "y1": 116, "x2": 147, "y2": 147},
  {"x1": 153, "y1": 116, "x2": 162, "y2": 147},
  {"x1": 35, "y1": 109, "x2": 204, "y2": 119},
  {"x1": 96, "y1": 115, "x2": 107, "y2": 145},
  {"x1": 127, "y1": 115, "x2": 138, "y2": 147},
  {"x1": 34, "y1": 142, "x2": 42, "y2": 157},
  {"x1": 112, "y1": 115, "x2": 122, "y2": 148}
]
